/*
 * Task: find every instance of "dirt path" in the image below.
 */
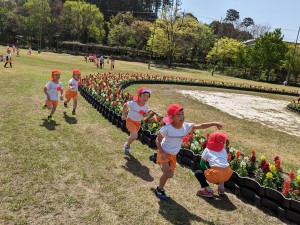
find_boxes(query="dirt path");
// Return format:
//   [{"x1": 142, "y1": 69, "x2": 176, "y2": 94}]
[{"x1": 179, "y1": 90, "x2": 300, "y2": 137}]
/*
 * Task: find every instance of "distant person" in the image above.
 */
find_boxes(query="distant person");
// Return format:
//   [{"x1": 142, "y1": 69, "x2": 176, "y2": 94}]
[
  {"x1": 42, "y1": 69, "x2": 64, "y2": 122},
  {"x1": 283, "y1": 80, "x2": 287, "y2": 86},
  {"x1": 64, "y1": 69, "x2": 81, "y2": 115},
  {"x1": 28, "y1": 45, "x2": 32, "y2": 55},
  {"x1": 4, "y1": 49, "x2": 12, "y2": 68},
  {"x1": 12, "y1": 45, "x2": 15, "y2": 53},
  {"x1": 16, "y1": 46, "x2": 20, "y2": 57},
  {"x1": 0, "y1": 54, "x2": 3, "y2": 62},
  {"x1": 111, "y1": 57, "x2": 115, "y2": 70},
  {"x1": 195, "y1": 131, "x2": 233, "y2": 198},
  {"x1": 99, "y1": 55, "x2": 104, "y2": 69}
]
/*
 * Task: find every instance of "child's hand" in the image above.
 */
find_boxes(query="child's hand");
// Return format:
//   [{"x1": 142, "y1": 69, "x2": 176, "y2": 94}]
[
  {"x1": 121, "y1": 115, "x2": 126, "y2": 120},
  {"x1": 215, "y1": 122, "x2": 223, "y2": 130},
  {"x1": 60, "y1": 96, "x2": 64, "y2": 101}
]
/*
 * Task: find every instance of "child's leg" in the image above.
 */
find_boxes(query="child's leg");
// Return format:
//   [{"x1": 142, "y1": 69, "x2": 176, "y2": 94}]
[
  {"x1": 73, "y1": 99, "x2": 78, "y2": 111},
  {"x1": 159, "y1": 162, "x2": 174, "y2": 189},
  {"x1": 127, "y1": 131, "x2": 138, "y2": 146},
  {"x1": 195, "y1": 170, "x2": 210, "y2": 189},
  {"x1": 50, "y1": 104, "x2": 57, "y2": 116}
]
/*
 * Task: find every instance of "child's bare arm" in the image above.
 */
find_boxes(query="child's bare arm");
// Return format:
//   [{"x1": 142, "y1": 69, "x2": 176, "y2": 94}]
[
  {"x1": 193, "y1": 122, "x2": 223, "y2": 131},
  {"x1": 156, "y1": 133, "x2": 167, "y2": 159},
  {"x1": 121, "y1": 102, "x2": 128, "y2": 120},
  {"x1": 43, "y1": 87, "x2": 50, "y2": 100},
  {"x1": 60, "y1": 90, "x2": 64, "y2": 101}
]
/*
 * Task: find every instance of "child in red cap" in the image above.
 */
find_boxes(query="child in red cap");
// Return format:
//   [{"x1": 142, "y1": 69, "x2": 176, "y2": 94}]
[
  {"x1": 42, "y1": 69, "x2": 64, "y2": 122},
  {"x1": 121, "y1": 87, "x2": 152, "y2": 155},
  {"x1": 154, "y1": 104, "x2": 223, "y2": 199},
  {"x1": 64, "y1": 69, "x2": 82, "y2": 115},
  {"x1": 195, "y1": 131, "x2": 233, "y2": 198}
]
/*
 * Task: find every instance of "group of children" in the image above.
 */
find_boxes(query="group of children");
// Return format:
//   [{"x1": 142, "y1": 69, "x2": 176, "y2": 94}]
[
  {"x1": 121, "y1": 87, "x2": 233, "y2": 200},
  {"x1": 43, "y1": 69, "x2": 81, "y2": 121}
]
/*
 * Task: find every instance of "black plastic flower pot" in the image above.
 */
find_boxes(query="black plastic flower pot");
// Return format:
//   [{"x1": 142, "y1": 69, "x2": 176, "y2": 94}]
[
  {"x1": 143, "y1": 130, "x2": 151, "y2": 138},
  {"x1": 261, "y1": 198, "x2": 283, "y2": 215},
  {"x1": 149, "y1": 139, "x2": 157, "y2": 149},
  {"x1": 290, "y1": 199, "x2": 300, "y2": 214},
  {"x1": 224, "y1": 180, "x2": 235, "y2": 192},
  {"x1": 265, "y1": 187, "x2": 290, "y2": 210},
  {"x1": 178, "y1": 149, "x2": 184, "y2": 156},
  {"x1": 177, "y1": 155, "x2": 182, "y2": 163},
  {"x1": 241, "y1": 187, "x2": 260, "y2": 205},
  {"x1": 243, "y1": 177, "x2": 266, "y2": 198},
  {"x1": 181, "y1": 156, "x2": 192, "y2": 167},
  {"x1": 285, "y1": 210, "x2": 300, "y2": 224},
  {"x1": 183, "y1": 149, "x2": 194, "y2": 160}
]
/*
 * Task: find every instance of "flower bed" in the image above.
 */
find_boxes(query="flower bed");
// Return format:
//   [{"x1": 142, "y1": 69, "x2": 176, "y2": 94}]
[
  {"x1": 80, "y1": 72, "x2": 300, "y2": 223},
  {"x1": 287, "y1": 101, "x2": 300, "y2": 114}
]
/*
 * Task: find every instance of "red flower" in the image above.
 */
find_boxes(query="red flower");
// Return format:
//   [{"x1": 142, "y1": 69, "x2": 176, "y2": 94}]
[
  {"x1": 274, "y1": 156, "x2": 280, "y2": 161},
  {"x1": 78, "y1": 81, "x2": 82, "y2": 86},
  {"x1": 282, "y1": 189, "x2": 287, "y2": 196},
  {"x1": 294, "y1": 190, "x2": 299, "y2": 195},
  {"x1": 183, "y1": 136, "x2": 189, "y2": 143},
  {"x1": 235, "y1": 151, "x2": 241, "y2": 159},
  {"x1": 251, "y1": 149, "x2": 255, "y2": 156},
  {"x1": 250, "y1": 155, "x2": 256, "y2": 163},
  {"x1": 144, "y1": 118, "x2": 149, "y2": 123},
  {"x1": 227, "y1": 153, "x2": 232, "y2": 162},
  {"x1": 284, "y1": 181, "x2": 291, "y2": 190},
  {"x1": 202, "y1": 141, "x2": 207, "y2": 149},
  {"x1": 275, "y1": 160, "x2": 281, "y2": 169},
  {"x1": 139, "y1": 110, "x2": 145, "y2": 115},
  {"x1": 289, "y1": 171, "x2": 295, "y2": 180},
  {"x1": 262, "y1": 162, "x2": 270, "y2": 173},
  {"x1": 226, "y1": 139, "x2": 230, "y2": 146}
]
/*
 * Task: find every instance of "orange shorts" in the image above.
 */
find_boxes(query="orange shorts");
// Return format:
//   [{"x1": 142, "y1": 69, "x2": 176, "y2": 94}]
[
  {"x1": 65, "y1": 89, "x2": 78, "y2": 100},
  {"x1": 45, "y1": 100, "x2": 58, "y2": 107},
  {"x1": 156, "y1": 149, "x2": 177, "y2": 171},
  {"x1": 204, "y1": 166, "x2": 233, "y2": 184},
  {"x1": 126, "y1": 117, "x2": 141, "y2": 132}
]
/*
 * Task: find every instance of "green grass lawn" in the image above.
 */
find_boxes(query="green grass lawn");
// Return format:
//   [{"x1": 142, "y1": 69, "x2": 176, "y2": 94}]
[{"x1": 0, "y1": 46, "x2": 298, "y2": 224}]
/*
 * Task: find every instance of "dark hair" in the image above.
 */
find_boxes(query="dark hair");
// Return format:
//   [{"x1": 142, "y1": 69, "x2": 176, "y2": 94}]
[{"x1": 139, "y1": 92, "x2": 151, "y2": 98}]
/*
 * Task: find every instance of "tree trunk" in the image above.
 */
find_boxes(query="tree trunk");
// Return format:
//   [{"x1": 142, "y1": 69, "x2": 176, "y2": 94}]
[{"x1": 266, "y1": 69, "x2": 271, "y2": 81}]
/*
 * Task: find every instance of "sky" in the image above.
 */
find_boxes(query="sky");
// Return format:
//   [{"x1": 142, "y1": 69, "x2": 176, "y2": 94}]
[{"x1": 180, "y1": 0, "x2": 300, "y2": 42}]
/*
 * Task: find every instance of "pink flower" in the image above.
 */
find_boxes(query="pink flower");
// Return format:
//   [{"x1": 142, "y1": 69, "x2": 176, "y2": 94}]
[
  {"x1": 275, "y1": 160, "x2": 281, "y2": 169},
  {"x1": 294, "y1": 190, "x2": 299, "y2": 195},
  {"x1": 289, "y1": 171, "x2": 295, "y2": 180}
]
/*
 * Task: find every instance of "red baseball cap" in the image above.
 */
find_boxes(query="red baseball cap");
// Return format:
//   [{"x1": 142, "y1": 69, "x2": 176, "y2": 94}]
[
  {"x1": 50, "y1": 69, "x2": 61, "y2": 80},
  {"x1": 206, "y1": 131, "x2": 228, "y2": 152},
  {"x1": 162, "y1": 104, "x2": 184, "y2": 124},
  {"x1": 73, "y1": 69, "x2": 81, "y2": 75},
  {"x1": 133, "y1": 87, "x2": 152, "y2": 101}
]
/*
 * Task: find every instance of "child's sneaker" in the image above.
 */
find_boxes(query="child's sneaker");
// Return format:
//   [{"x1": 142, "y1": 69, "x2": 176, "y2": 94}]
[
  {"x1": 155, "y1": 187, "x2": 169, "y2": 200},
  {"x1": 217, "y1": 186, "x2": 225, "y2": 195},
  {"x1": 47, "y1": 116, "x2": 55, "y2": 122},
  {"x1": 196, "y1": 188, "x2": 214, "y2": 198},
  {"x1": 149, "y1": 153, "x2": 157, "y2": 163},
  {"x1": 72, "y1": 110, "x2": 76, "y2": 115},
  {"x1": 64, "y1": 102, "x2": 68, "y2": 108},
  {"x1": 124, "y1": 143, "x2": 130, "y2": 155}
]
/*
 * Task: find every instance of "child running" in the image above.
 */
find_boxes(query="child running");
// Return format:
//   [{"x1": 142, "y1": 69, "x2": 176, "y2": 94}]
[
  {"x1": 195, "y1": 131, "x2": 233, "y2": 198},
  {"x1": 121, "y1": 87, "x2": 152, "y2": 155},
  {"x1": 154, "y1": 104, "x2": 223, "y2": 199},
  {"x1": 64, "y1": 69, "x2": 81, "y2": 115},
  {"x1": 42, "y1": 69, "x2": 64, "y2": 122}
]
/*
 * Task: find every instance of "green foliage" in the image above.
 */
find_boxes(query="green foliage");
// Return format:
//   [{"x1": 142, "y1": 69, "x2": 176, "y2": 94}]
[{"x1": 224, "y1": 9, "x2": 240, "y2": 22}]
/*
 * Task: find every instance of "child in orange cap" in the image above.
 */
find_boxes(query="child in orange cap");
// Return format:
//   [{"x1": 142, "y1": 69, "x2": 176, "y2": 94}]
[
  {"x1": 42, "y1": 69, "x2": 64, "y2": 122},
  {"x1": 4, "y1": 48, "x2": 12, "y2": 68},
  {"x1": 121, "y1": 87, "x2": 152, "y2": 155},
  {"x1": 195, "y1": 131, "x2": 233, "y2": 198},
  {"x1": 64, "y1": 69, "x2": 82, "y2": 115},
  {"x1": 154, "y1": 104, "x2": 223, "y2": 200}
]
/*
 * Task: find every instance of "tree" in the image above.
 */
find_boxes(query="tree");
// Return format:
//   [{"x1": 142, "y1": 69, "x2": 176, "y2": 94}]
[
  {"x1": 250, "y1": 22, "x2": 271, "y2": 39},
  {"x1": 241, "y1": 17, "x2": 254, "y2": 30},
  {"x1": 207, "y1": 37, "x2": 245, "y2": 72},
  {"x1": 251, "y1": 29, "x2": 288, "y2": 81},
  {"x1": 224, "y1": 9, "x2": 239, "y2": 23},
  {"x1": 60, "y1": 1, "x2": 105, "y2": 43}
]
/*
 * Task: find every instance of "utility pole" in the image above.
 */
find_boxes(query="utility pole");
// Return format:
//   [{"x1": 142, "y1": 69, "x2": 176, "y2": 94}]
[
  {"x1": 211, "y1": 17, "x2": 222, "y2": 76},
  {"x1": 286, "y1": 26, "x2": 300, "y2": 83}
]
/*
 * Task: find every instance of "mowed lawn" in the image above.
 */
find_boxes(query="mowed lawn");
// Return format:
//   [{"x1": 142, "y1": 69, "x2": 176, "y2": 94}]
[{"x1": 0, "y1": 46, "x2": 298, "y2": 224}]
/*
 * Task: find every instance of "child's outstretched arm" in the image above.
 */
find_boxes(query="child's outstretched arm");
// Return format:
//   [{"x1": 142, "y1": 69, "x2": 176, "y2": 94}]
[
  {"x1": 121, "y1": 102, "x2": 128, "y2": 120},
  {"x1": 60, "y1": 89, "x2": 64, "y2": 101},
  {"x1": 193, "y1": 122, "x2": 223, "y2": 131}
]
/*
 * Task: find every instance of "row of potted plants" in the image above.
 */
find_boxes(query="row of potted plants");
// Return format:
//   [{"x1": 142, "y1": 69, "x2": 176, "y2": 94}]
[
  {"x1": 287, "y1": 101, "x2": 300, "y2": 114},
  {"x1": 80, "y1": 72, "x2": 300, "y2": 223}
]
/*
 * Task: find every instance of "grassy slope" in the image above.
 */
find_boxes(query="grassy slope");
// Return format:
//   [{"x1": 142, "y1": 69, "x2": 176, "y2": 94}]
[{"x1": 0, "y1": 46, "x2": 297, "y2": 224}]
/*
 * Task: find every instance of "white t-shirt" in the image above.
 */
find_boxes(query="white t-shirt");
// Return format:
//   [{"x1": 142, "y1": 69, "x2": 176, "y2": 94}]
[
  {"x1": 201, "y1": 148, "x2": 229, "y2": 168},
  {"x1": 45, "y1": 81, "x2": 63, "y2": 101},
  {"x1": 127, "y1": 100, "x2": 149, "y2": 121},
  {"x1": 67, "y1": 78, "x2": 79, "y2": 91},
  {"x1": 160, "y1": 122, "x2": 194, "y2": 155}
]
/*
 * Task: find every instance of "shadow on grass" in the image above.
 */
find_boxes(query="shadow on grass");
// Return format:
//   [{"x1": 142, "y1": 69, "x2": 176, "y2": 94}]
[
  {"x1": 40, "y1": 119, "x2": 60, "y2": 131},
  {"x1": 122, "y1": 154, "x2": 154, "y2": 182},
  {"x1": 63, "y1": 112, "x2": 77, "y2": 124},
  {"x1": 150, "y1": 188, "x2": 214, "y2": 225},
  {"x1": 198, "y1": 193, "x2": 237, "y2": 211}
]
